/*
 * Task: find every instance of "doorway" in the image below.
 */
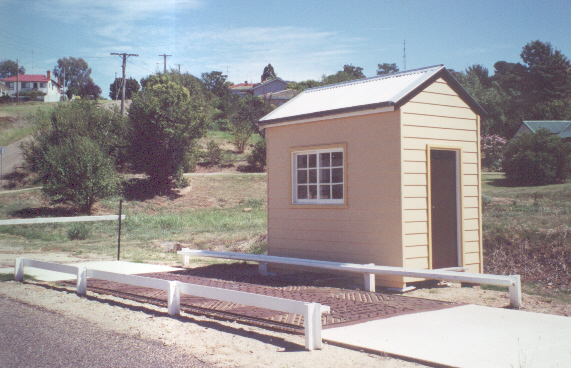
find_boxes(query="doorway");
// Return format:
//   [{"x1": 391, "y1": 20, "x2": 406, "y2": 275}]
[{"x1": 430, "y1": 149, "x2": 460, "y2": 269}]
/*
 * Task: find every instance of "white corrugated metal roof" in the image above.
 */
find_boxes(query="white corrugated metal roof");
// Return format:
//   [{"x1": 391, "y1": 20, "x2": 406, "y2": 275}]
[{"x1": 259, "y1": 65, "x2": 446, "y2": 125}]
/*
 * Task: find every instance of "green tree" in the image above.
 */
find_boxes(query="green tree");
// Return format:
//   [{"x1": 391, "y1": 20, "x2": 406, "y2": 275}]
[
  {"x1": 230, "y1": 96, "x2": 272, "y2": 153},
  {"x1": 377, "y1": 63, "x2": 399, "y2": 75},
  {"x1": 0, "y1": 59, "x2": 25, "y2": 78},
  {"x1": 322, "y1": 64, "x2": 365, "y2": 86},
  {"x1": 262, "y1": 63, "x2": 277, "y2": 81},
  {"x1": 286, "y1": 79, "x2": 322, "y2": 92},
  {"x1": 41, "y1": 137, "x2": 119, "y2": 213},
  {"x1": 502, "y1": 128, "x2": 571, "y2": 186},
  {"x1": 201, "y1": 71, "x2": 231, "y2": 99},
  {"x1": 53, "y1": 57, "x2": 100, "y2": 98},
  {"x1": 128, "y1": 77, "x2": 208, "y2": 190},
  {"x1": 110, "y1": 77, "x2": 140, "y2": 100},
  {"x1": 21, "y1": 101, "x2": 125, "y2": 212},
  {"x1": 520, "y1": 40, "x2": 571, "y2": 104}
]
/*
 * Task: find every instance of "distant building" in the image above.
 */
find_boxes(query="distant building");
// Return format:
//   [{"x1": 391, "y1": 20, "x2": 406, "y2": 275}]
[
  {"x1": 229, "y1": 82, "x2": 256, "y2": 97},
  {"x1": 250, "y1": 78, "x2": 288, "y2": 97},
  {"x1": 513, "y1": 121, "x2": 571, "y2": 141},
  {"x1": 259, "y1": 89, "x2": 300, "y2": 107},
  {"x1": 0, "y1": 82, "x2": 9, "y2": 96},
  {"x1": 1, "y1": 71, "x2": 62, "y2": 102}
]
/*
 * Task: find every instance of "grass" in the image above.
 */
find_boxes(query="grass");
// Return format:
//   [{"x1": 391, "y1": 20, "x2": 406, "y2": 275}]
[
  {"x1": 0, "y1": 101, "x2": 58, "y2": 146},
  {"x1": 0, "y1": 273, "x2": 36, "y2": 282},
  {"x1": 0, "y1": 174, "x2": 268, "y2": 263}
]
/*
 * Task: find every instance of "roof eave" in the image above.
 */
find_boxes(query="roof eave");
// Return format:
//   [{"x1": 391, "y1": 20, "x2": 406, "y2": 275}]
[{"x1": 259, "y1": 101, "x2": 395, "y2": 127}]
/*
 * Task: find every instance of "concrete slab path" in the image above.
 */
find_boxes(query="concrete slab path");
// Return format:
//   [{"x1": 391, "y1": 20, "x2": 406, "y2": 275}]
[
  {"x1": 0, "y1": 260, "x2": 183, "y2": 281},
  {"x1": 322, "y1": 304, "x2": 571, "y2": 368}
]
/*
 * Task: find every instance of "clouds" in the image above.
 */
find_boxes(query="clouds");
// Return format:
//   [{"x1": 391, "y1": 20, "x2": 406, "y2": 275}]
[{"x1": 179, "y1": 26, "x2": 361, "y2": 82}]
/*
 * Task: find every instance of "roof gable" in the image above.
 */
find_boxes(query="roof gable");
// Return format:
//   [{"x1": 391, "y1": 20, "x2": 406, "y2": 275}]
[
  {"x1": 259, "y1": 65, "x2": 486, "y2": 126},
  {"x1": 522, "y1": 121, "x2": 571, "y2": 134},
  {"x1": 251, "y1": 77, "x2": 288, "y2": 91}
]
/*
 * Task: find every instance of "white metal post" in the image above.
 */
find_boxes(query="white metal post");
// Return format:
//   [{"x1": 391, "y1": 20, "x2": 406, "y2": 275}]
[
  {"x1": 14, "y1": 258, "x2": 24, "y2": 282},
  {"x1": 77, "y1": 267, "x2": 87, "y2": 296},
  {"x1": 509, "y1": 275, "x2": 522, "y2": 308},
  {"x1": 304, "y1": 303, "x2": 323, "y2": 350},
  {"x1": 168, "y1": 281, "x2": 181, "y2": 316},
  {"x1": 363, "y1": 263, "x2": 375, "y2": 292},
  {"x1": 258, "y1": 262, "x2": 268, "y2": 276}
]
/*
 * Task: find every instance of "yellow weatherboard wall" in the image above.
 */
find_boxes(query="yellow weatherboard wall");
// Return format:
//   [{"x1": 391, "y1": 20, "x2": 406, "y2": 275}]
[{"x1": 261, "y1": 66, "x2": 484, "y2": 289}]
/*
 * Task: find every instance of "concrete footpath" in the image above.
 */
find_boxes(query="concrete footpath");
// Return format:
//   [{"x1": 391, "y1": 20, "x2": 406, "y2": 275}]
[{"x1": 322, "y1": 304, "x2": 571, "y2": 368}]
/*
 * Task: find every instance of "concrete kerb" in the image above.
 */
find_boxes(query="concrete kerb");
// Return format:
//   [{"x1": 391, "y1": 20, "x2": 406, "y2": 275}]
[
  {"x1": 14, "y1": 258, "x2": 329, "y2": 350},
  {"x1": 179, "y1": 249, "x2": 523, "y2": 308}
]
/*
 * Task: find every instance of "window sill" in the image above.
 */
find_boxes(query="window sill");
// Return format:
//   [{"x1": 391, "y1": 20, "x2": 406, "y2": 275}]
[{"x1": 288, "y1": 204, "x2": 348, "y2": 209}]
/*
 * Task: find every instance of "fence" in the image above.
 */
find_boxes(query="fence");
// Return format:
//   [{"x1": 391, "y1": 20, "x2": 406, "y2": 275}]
[
  {"x1": 0, "y1": 207, "x2": 125, "y2": 260},
  {"x1": 14, "y1": 258, "x2": 330, "y2": 350},
  {"x1": 179, "y1": 249, "x2": 522, "y2": 308}
]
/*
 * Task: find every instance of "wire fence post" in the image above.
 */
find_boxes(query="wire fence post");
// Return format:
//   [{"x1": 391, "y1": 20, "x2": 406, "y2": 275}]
[{"x1": 117, "y1": 200, "x2": 123, "y2": 261}]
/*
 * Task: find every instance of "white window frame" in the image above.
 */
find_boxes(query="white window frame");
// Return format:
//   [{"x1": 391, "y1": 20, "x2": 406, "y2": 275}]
[{"x1": 291, "y1": 145, "x2": 346, "y2": 205}]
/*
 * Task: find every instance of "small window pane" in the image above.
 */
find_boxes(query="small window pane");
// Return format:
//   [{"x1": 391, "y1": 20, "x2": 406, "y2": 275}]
[
  {"x1": 320, "y1": 168, "x2": 330, "y2": 183},
  {"x1": 308, "y1": 154, "x2": 317, "y2": 168},
  {"x1": 319, "y1": 185, "x2": 331, "y2": 199},
  {"x1": 297, "y1": 155, "x2": 307, "y2": 168},
  {"x1": 297, "y1": 185, "x2": 308, "y2": 199},
  {"x1": 308, "y1": 185, "x2": 318, "y2": 199},
  {"x1": 308, "y1": 169, "x2": 317, "y2": 183},
  {"x1": 297, "y1": 170, "x2": 307, "y2": 184},
  {"x1": 320, "y1": 152, "x2": 331, "y2": 167},
  {"x1": 332, "y1": 184, "x2": 343, "y2": 199},
  {"x1": 332, "y1": 152, "x2": 343, "y2": 166},
  {"x1": 332, "y1": 168, "x2": 343, "y2": 183}
]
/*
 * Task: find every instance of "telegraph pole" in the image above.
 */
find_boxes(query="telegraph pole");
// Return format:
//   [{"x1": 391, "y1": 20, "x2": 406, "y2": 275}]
[
  {"x1": 158, "y1": 54, "x2": 171, "y2": 74},
  {"x1": 16, "y1": 59, "x2": 19, "y2": 102},
  {"x1": 175, "y1": 64, "x2": 182, "y2": 74},
  {"x1": 110, "y1": 53, "x2": 138, "y2": 115}
]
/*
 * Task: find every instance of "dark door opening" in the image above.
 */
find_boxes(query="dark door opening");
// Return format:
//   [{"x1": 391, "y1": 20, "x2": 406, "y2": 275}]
[{"x1": 430, "y1": 149, "x2": 459, "y2": 269}]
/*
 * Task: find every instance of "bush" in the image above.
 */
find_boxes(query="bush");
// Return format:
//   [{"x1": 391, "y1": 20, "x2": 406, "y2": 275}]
[
  {"x1": 41, "y1": 136, "x2": 120, "y2": 213},
  {"x1": 128, "y1": 77, "x2": 207, "y2": 191},
  {"x1": 230, "y1": 96, "x2": 272, "y2": 153},
  {"x1": 21, "y1": 101, "x2": 126, "y2": 212},
  {"x1": 502, "y1": 128, "x2": 571, "y2": 186},
  {"x1": 67, "y1": 223, "x2": 90, "y2": 240},
  {"x1": 481, "y1": 134, "x2": 506, "y2": 171},
  {"x1": 246, "y1": 138, "x2": 266, "y2": 171}
]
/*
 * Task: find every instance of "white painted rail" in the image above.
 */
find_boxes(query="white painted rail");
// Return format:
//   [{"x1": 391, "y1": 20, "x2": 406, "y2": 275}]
[
  {"x1": 13, "y1": 258, "x2": 329, "y2": 350},
  {"x1": 0, "y1": 215, "x2": 126, "y2": 226},
  {"x1": 178, "y1": 249, "x2": 522, "y2": 308}
]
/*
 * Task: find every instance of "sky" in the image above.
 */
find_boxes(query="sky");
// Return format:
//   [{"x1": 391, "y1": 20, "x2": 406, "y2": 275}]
[{"x1": 1, "y1": 0, "x2": 571, "y2": 98}]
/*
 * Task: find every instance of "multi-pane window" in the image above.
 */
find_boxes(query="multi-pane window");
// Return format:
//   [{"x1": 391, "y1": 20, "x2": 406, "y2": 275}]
[
  {"x1": 293, "y1": 147, "x2": 344, "y2": 204},
  {"x1": 39, "y1": 83, "x2": 46, "y2": 88}
]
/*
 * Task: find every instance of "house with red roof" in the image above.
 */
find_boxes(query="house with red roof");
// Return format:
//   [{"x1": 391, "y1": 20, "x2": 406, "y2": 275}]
[{"x1": 1, "y1": 70, "x2": 63, "y2": 102}]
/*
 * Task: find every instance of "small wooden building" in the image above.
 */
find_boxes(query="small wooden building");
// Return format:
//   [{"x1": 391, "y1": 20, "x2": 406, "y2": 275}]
[{"x1": 258, "y1": 65, "x2": 486, "y2": 289}]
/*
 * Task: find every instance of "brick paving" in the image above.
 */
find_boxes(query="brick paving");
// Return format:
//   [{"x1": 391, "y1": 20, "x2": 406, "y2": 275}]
[{"x1": 75, "y1": 263, "x2": 463, "y2": 332}]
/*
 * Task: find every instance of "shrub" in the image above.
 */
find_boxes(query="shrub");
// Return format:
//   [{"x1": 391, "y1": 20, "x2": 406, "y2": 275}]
[
  {"x1": 206, "y1": 140, "x2": 223, "y2": 166},
  {"x1": 67, "y1": 223, "x2": 90, "y2": 240},
  {"x1": 128, "y1": 78, "x2": 207, "y2": 191},
  {"x1": 230, "y1": 96, "x2": 272, "y2": 153},
  {"x1": 481, "y1": 134, "x2": 506, "y2": 171},
  {"x1": 41, "y1": 136, "x2": 120, "y2": 213},
  {"x1": 246, "y1": 138, "x2": 266, "y2": 171},
  {"x1": 502, "y1": 128, "x2": 571, "y2": 186},
  {"x1": 21, "y1": 100, "x2": 126, "y2": 212}
]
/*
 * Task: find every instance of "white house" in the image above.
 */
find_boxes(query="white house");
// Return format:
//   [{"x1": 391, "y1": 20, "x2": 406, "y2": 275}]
[{"x1": 1, "y1": 71, "x2": 62, "y2": 102}]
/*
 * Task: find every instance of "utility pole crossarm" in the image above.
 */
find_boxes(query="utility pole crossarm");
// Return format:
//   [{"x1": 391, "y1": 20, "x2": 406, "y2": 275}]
[
  {"x1": 110, "y1": 53, "x2": 139, "y2": 115},
  {"x1": 158, "y1": 54, "x2": 172, "y2": 74}
]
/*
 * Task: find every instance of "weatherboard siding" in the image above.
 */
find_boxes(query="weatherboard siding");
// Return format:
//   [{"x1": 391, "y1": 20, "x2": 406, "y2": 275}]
[
  {"x1": 265, "y1": 111, "x2": 406, "y2": 287},
  {"x1": 400, "y1": 78, "x2": 482, "y2": 275}
]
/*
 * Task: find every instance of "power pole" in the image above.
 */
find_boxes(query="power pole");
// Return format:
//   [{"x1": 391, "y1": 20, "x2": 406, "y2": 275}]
[
  {"x1": 403, "y1": 40, "x2": 407, "y2": 71},
  {"x1": 16, "y1": 59, "x2": 19, "y2": 102},
  {"x1": 159, "y1": 54, "x2": 171, "y2": 74},
  {"x1": 175, "y1": 64, "x2": 182, "y2": 74},
  {"x1": 110, "y1": 53, "x2": 138, "y2": 115}
]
